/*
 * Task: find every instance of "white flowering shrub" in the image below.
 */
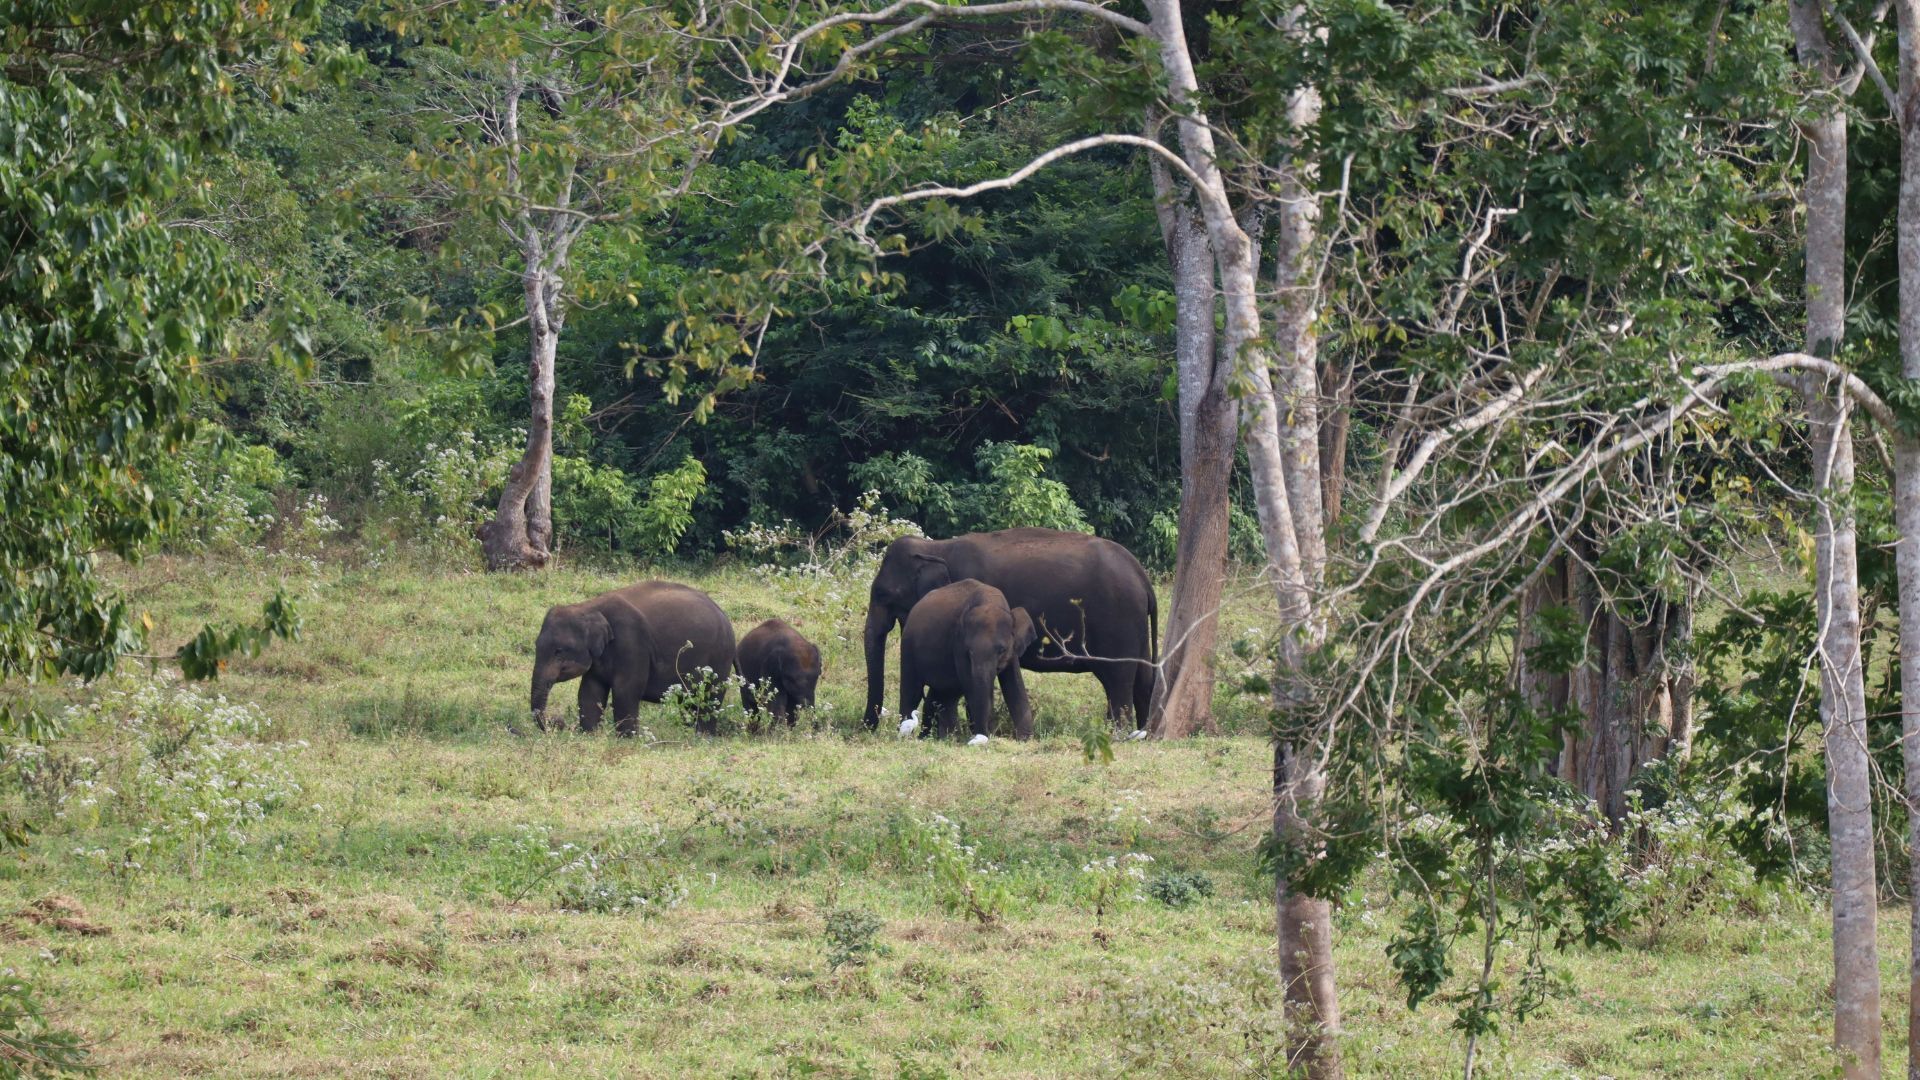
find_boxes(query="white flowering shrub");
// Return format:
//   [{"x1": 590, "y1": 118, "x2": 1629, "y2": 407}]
[
  {"x1": 724, "y1": 491, "x2": 921, "y2": 641},
  {"x1": 371, "y1": 429, "x2": 519, "y2": 557},
  {"x1": 892, "y1": 813, "x2": 1008, "y2": 924},
  {"x1": 280, "y1": 492, "x2": 344, "y2": 552},
  {"x1": 1620, "y1": 791, "x2": 1757, "y2": 944},
  {"x1": 1079, "y1": 851, "x2": 1154, "y2": 921},
  {"x1": 149, "y1": 427, "x2": 286, "y2": 552},
  {"x1": 35, "y1": 682, "x2": 308, "y2": 876},
  {"x1": 467, "y1": 822, "x2": 687, "y2": 915}
]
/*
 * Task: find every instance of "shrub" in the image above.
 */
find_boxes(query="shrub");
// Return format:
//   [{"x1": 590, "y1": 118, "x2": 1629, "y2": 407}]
[
  {"x1": 1100, "y1": 955, "x2": 1290, "y2": 1075},
  {"x1": 633, "y1": 455, "x2": 708, "y2": 558},
  {"x1": 1145, "y1": 869, "x2": 1215, "y2": 908},
  {"x1": 969, "y1": 442, "x2": 1088, "y2": 532},
  {"x1": 468, "y1": 822, "x2": 687, "y2": 915},
  {"x1": 370, "y1": 430, "x2": 519, "y2": 557},
  {"x1": 823, "y1": 907, "x2": 886, "y2": 970},
  {"x1": 892, "y1": 814, "x2": 1008, "y2": 924},
  {"x1": 148, "y1": 425, "x2": 286, "y2": 551},
  {"x1": 34, "y1": 681, "x2": 309, "y2": 876},
  {"x1": 1079, "y1": 852, "x2": 1153, "y2": 921}
]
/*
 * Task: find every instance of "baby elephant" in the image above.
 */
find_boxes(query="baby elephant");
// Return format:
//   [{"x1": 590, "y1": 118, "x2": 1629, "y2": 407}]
[
  {"x1": 900, "y1": 579, "x2": 1038, "y2": 743},
  {"x1": 735, "y1": 618, "x2": 824, "y2": 724}
]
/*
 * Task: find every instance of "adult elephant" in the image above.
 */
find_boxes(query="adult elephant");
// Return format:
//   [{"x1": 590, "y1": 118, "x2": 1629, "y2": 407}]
[
  {"x1": 862, "y1": 528, "x2": 1157, "y2": 732},
  {"x1": 529, "y1": 581, "x2": 736, "y2": 736}
]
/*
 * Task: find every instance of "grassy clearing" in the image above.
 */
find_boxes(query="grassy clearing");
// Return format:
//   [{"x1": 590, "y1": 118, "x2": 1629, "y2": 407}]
[{"x1": 0, "y1": 552, "x2": 1906, "y2": 1077}]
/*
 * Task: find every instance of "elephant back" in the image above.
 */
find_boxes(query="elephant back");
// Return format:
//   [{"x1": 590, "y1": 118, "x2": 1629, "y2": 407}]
[{"x1": 609, "y1": 580, "x2": 736, "y2": 694}]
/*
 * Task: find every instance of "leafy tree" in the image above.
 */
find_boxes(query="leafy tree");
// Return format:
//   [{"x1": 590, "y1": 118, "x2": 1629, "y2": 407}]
[{"x1": 0, "y1": 0, "x2": 329, "y2": 1070}]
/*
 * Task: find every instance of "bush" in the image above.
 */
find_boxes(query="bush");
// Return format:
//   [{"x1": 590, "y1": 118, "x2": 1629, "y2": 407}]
[
  {"x1": 969, "y1": 442, "x2": 1088, "y2": 532},
  {"x1": 370, "y1": 430, "x2": 519, "y2": 557},
  {"x1": 892, "y1": 813, "x2": 1008, "y2": 924},
  {"x1": 633, "y1": 455, "x2": 708, "y2": 558},
  {"x1": 29, "y1": 681, "x2": 309, "y2": 876},
  {"x1": 467, "y1": 822, "x2": 687, "y2": 915},
  {"x1": 148, "y1": 425, "x2": 286, "y2": 551},
  {"x1": 1145, "y1": 869, "x2": 1215, "y2": 908},
  {"x1": 823, "y1": 907, "x2": 887, "y2": 970}
]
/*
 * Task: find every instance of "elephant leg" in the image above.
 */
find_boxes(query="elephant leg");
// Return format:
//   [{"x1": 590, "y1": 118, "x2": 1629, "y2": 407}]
[
  {"x1": 965, "y1": 659, "x2": 998, "y2": 739},
  {"x1": 1000, "y1": 666, "x2": 1034, "y2": 741},
  {"x1": 1096, "y1": 663, "x2": 1137, "y2": 730},
  {"x1": 578, "y1": 675, "x2": 610, "y2": 734},
  {"x1": 931, "y1": 691, "x2": 961, "y2": 739},
  {"x1": 611, "y1": 682, "x2": 643, "y2": 738},
  {"x1": 740, "y1": 682, "x2": 760, "y2": 716},
  {"x1": 899, "y1": 655, "x2": 925, "y2": 730},
  {"x1": 774, "y1": 689, "x2": 795, "y2": 726},
  {"x1": 1131, "y1": 658, "x2": 1155, "y2": 732}
]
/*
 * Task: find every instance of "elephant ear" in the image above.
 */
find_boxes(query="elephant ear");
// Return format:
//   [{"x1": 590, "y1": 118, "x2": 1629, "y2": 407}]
[
  {"x1": 582, "y1": 609, "x2": 613, "y2": 659},
  {"x1": 1009, "y1": 608, "x2": 1038, "y2": 655},
  {"x1": 910, "y1": 552, "x2": 952, "y2": 594}
]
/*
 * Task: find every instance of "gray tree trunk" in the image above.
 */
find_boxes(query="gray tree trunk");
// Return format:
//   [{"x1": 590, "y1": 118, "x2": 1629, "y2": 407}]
[
  {"x1": 1887, "y1": 2, "x2": 1920, "y2": 1075},
  {"x1": 477, "y1": 64, "x2": 579, "y2": 573},
  {"x1": 1791, "y1": 6, "x2": 1881, "y2": 1075},
  {"x1": 1146, "y1": 150, "x2": 1235, "y2": 739},
  {"x1": 1142, "y1": 2, "x2": 1341, "y2": 1074},
  {"x1": 480, "y1": 261, "x2": 561, "y2": 571}
]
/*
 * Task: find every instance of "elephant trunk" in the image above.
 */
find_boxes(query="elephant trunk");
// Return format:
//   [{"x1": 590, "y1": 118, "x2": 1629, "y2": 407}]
[
  {"x1": 862, "y1": 603, "x2": 896, "y2": 729},
  {"x1": 530, "y1": 667, "x2": 557, "y2": 730}
]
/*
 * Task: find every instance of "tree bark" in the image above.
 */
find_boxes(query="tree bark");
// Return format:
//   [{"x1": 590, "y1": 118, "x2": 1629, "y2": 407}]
[
  {"x1": 1791, "y1": 6, "x2": 1883, "y2": 1074},
  {"x1": 1557, "y1": 553, "x2": 1690, "y2": 824},
  {"x1": 477, "y1": 60, "x2": 583, "y2": 572},
  {"x1": 1887, "y1": 3, "x2": 1920, "y2": 1076},
  {"x1": 480, "y1": 260, "x2": 561, "y2": 571},
  {"x1": 1146, "y1": 149, "x2": 1235, "y2": 739},
  {"x1": 1141, "y1": 2, "x2": 1341, "y2": 1073}
]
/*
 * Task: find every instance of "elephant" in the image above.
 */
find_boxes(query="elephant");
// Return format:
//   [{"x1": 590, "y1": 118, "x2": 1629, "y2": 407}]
[
  {"x1": 529, "y1": 580, "x2": 736, "y2": 736},
  {"x1": 862, "y1": 527, "x2": 1158, "y2": 733},
  {"x1": 735, "y1": 617, "x2": 823, "y2": 724},
  {"x1": 899, "y1": 579, "x2": 1038, "y2": 742}
]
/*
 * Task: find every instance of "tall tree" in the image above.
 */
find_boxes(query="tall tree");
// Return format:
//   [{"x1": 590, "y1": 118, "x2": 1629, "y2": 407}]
[
  {"x1": 1144, "y1": 149, "x2": 1236, "y2": 739},
  {"x1": 1788, "y1": 4, "x2": 1882, "y2": 1075}
]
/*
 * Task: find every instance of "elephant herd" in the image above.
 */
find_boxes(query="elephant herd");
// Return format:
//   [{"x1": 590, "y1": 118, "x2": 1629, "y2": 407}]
[{"x1": 527, "y1": 526, "x2": 1159, "y2": 743}]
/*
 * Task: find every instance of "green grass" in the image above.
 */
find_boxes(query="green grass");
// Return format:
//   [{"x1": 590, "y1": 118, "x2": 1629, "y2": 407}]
[{"x1": 0, "y1": 551, "x2": 1907, "y2": 1077}]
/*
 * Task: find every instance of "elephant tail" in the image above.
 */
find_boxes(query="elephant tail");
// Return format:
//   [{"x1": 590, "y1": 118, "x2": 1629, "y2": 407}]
[{"x1": 1148, "y1": 583, "x2": 1159, "y2": 669}]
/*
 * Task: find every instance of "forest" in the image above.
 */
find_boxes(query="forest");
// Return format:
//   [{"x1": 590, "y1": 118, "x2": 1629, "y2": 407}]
[{"x1": 6, "y1": 0, "x2": 1920, "y2": 1076}]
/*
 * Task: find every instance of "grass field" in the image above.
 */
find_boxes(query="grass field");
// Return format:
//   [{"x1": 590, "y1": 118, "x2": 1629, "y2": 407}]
[{"x1": 0, "y1": 550, "x2": 1908, "y2": 1078}]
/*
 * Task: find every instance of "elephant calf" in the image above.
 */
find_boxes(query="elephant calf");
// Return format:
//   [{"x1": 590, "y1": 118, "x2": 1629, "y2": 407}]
[
  {"x1": 735, "y1": 618, "x2": 823, "y2": 724},
  {"x1": 900, "y1": 579, "x2": 1038, "y2": 743},
  {"x1": 529, "y1": 581, "x2": 736, "y2": 736}
]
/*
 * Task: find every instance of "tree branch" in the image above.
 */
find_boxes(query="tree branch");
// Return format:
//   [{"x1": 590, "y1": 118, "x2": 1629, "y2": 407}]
[{"x1": 852, "y1": 133, "x2": 1216, "y2": 238}]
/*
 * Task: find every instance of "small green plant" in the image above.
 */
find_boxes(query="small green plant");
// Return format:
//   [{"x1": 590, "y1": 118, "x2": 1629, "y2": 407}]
[
  {"x1": 893, "y1": 814, "x2": 1008, "y2": 925},
  {"x1": 0, "y1": 977, "x2": 89, "y2": 1077},
  {"x1": 1079, "y1": 852, "x2": 1153, "y2": 922},
  {"x1": 1145, "y1": 870, "x2": 1215, "y2": 909},
  {"x1": 823, "y1": 907, "x2": 887, "y2": 970}
]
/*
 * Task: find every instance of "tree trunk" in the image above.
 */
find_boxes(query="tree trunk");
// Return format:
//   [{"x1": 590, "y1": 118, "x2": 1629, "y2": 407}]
[
  {"x1": 1557, "y1": 553, "x2": 1689, "y2": 823},
  {"x1": 480, "y1": 264, "x2": 561, "y2": 572},
  {"x1": 1142, "y1": 2, "x2": 1341, "y2": 1074},
  {"x1": 1792, "y1": 7, "x2": 1883, "y2": 1072},
  {"x1": 1318, "y1": 357, "x2": 1353, "y2": 531},
  {"x1": 1146, "y1": 150, "x2": 1234, "y2": 739}
]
